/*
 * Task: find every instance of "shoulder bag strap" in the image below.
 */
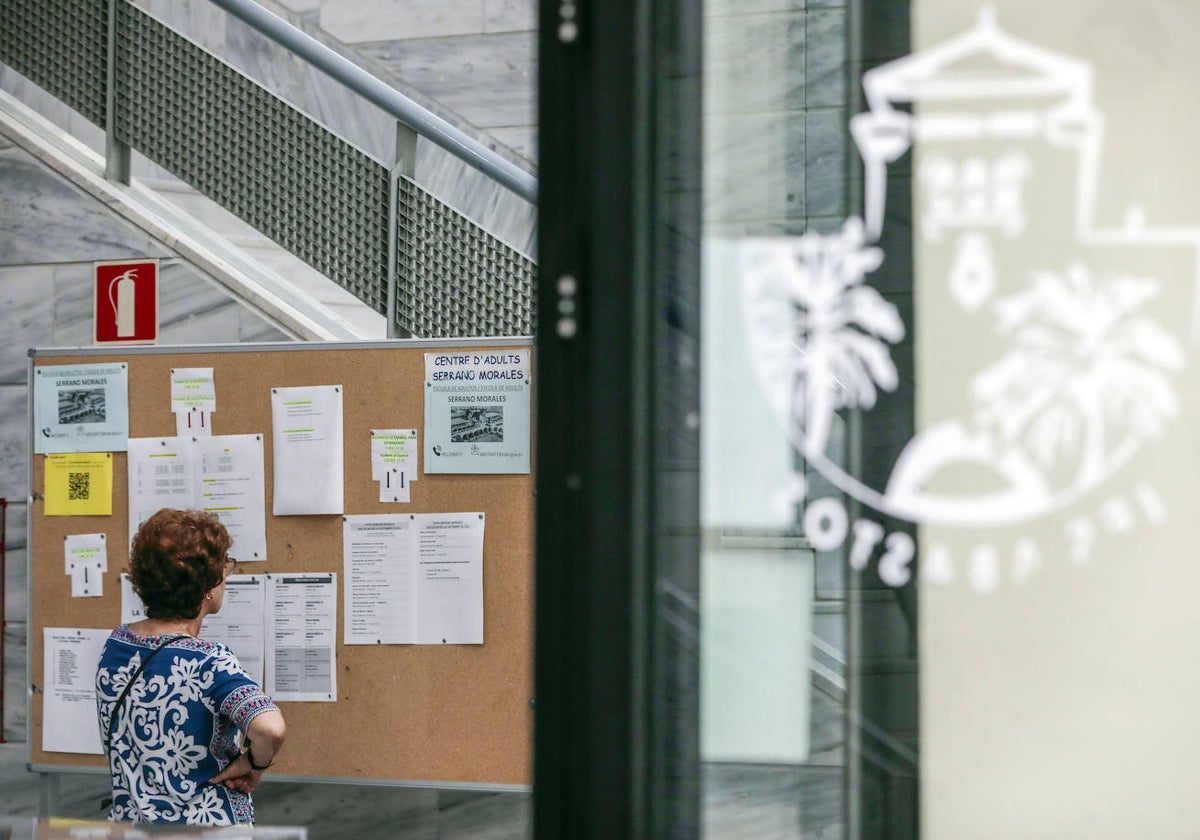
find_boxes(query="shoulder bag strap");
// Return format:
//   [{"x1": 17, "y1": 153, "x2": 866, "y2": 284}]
[{"x1": 104, "y1": 634, "x2": 188, "y2": 751}]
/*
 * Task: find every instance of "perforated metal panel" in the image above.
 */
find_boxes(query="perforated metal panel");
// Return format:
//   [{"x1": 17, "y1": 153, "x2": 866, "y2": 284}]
[
  {"x1": 396, "y1": 176, "x2": 536, "y2": 338},
  {"x1": 0, "y1": 0, "x2": 106, "y2": 125},
  {"x1": 114, "y1": 2, "x2": 390, "y2": 313}
]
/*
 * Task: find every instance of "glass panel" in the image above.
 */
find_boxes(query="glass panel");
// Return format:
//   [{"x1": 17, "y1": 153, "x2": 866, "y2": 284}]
[
  {"x1": 699, "y1": 0, "x2": 1200, "y2": 838},
  {"x1": 911, "y1": 4, "x2": 1200, "y2": 838},
  {"x1": 699, "y1": 0, "x2": 916, "y2": 837}
]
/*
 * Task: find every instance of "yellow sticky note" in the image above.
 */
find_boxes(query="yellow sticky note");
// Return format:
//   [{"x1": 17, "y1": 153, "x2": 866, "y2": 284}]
[{"x1": 44, "y1": 452, "x2": 113, "y2": 516}]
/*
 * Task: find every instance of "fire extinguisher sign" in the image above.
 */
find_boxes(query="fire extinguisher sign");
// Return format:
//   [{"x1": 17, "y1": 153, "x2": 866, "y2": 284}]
[{"x1": 94, "y1": 260, "x2": 159, "y2": 345}]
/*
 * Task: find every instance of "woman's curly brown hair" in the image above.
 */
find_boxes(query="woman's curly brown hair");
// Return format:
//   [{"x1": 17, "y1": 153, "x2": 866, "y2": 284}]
[{"x1": 129, "y1": 508, "x2": 230, "y2": 619}]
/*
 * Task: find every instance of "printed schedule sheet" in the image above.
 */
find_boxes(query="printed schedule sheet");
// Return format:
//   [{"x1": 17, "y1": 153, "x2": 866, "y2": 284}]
[{"x1": 265, "y1": 574, "x2": 338, "y2": 701}]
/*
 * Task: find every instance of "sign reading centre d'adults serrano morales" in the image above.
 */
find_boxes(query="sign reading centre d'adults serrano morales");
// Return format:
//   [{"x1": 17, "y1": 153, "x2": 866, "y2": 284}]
[
  {"x1": 33, "y1": 363, "x2": 131, "y2": 454},
  {"x1": 423, "y1": 349, "x2": 531, "y2": 475}
]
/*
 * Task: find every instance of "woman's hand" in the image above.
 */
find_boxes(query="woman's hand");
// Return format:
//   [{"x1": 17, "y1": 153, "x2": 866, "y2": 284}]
[
  {"x1": 208, "y1": 752, "x2": 264, "y2": 794},
  {"x1": 210, "y1": 710, "x2": 283, "y2": 794}
]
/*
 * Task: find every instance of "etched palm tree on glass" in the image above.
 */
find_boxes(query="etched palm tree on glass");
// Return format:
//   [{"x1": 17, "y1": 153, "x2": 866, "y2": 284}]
[
  {"x1": 777, "y1": 219, "x2": 905, "y2": 457},
  {"x1": 972, "y1": 262, "x2": 1184, "y2": 491}
]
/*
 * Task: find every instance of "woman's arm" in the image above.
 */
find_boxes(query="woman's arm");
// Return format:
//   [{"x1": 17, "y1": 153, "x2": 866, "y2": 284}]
[
  {"x1": 208, "y1": 709, "x2": 286, "y2": 792},
  {"x1": 244, "y1": 709, "x2": 286, "y2": 768}
]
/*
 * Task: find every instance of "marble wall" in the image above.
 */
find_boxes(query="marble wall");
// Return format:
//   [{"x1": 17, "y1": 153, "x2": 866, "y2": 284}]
[
  {"x1": 134, "y1": 0, "x2": 538, "y2": 255},
  {"x1": 272, "y1": 0, "x2": 536, "y2": 162},
  {"x1": 0, "y1": 129, "x2": 294, "y2": 742},
  {"x1": 703, "y1": 0, "x2": 848, "y2": 237}
]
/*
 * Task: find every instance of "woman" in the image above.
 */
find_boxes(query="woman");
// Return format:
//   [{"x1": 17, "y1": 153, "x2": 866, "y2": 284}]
[{"x1": 95, "y1": 508, "x2": 286, "y2": 824}]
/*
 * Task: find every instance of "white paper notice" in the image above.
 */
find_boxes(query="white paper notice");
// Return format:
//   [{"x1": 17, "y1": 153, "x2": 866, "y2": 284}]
[
  {"x1": 127, "y1": 435, "x2": 268, "y2": 562},
  {"x1": 378, "y1": 467, "x2": 411, "y2": 503},
  {"x1": 202, "y1": 574, "x2": 267, "y2": 685},
  {"x1": 120, "y1": 573, "x2": 146, "y2": 624},
  {"x1": 33, "y1": 363, "x2": 130, "y2": 454},
  {"x1": 170, "y1": 367, "x2": 216, "y2": 413},
  {"x1": 69, "y1": 561, "x2": 105, "y2": 598},
  {"x1": 43, "y1": 627, "x2": 110, "y2": 754},
  {"x1": 175, "y1": 408, "x2": 212, "y2": 437},
  {"x1": 65, "y1": 533, "x2": 107, "y2": 595},
  {"x1": 423, "y1": 350, "x2": 531, "y2": 474},
  {"x1": 271, "y1": 386, "x2": 344, "y2": 515},
  {"x1": 343, "y1": 513, "x2": 484, "y2": 645},
  {"x1": 64, "y1": 533, "x2": 108, "y2": 573},
  {"x1": 265, "y1": 574, "x2": 337, "y2": 701},
  {"x1": 127, "y1": 436, "x2": 194, "y2": 538},
  {"x1": 171, "y1": 367, "x2": 216, "y2": 438},
  {"x1": 371, "y1": 429, "x2": 417, "y2": 503},
  {"x1": 415, "y1": 513, "x2": 485, "y2": 644},
  {"x1": 343, "y1": 515, "x2": 416, "y2": 644},
  {"x1": 194, "y1": 434, "x2": 267, "y2": 562},
  {"x1": 370, "y1": 429, "x2": 418, "y2": 481}
]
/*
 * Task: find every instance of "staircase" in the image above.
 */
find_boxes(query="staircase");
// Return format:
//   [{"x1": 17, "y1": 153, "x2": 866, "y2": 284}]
[
  {"x1": 0, "y1": 0, "x2": 537, "y2": 340},
  {"x1": 145, "y1": 175, "x2": 389, "y2": 338}
]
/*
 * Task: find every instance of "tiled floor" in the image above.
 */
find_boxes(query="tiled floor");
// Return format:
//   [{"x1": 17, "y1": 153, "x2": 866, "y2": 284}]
[
  {"x1": 0, "y1": 743, "x2": 531, "y2": 838},
  {"x1": 0, "y1": 743, "x2": 848, "y2": 839}
]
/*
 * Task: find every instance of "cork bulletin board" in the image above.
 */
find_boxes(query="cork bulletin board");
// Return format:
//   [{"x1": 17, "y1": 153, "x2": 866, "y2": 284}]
[{"x1": 26, "y1": 339, "x2": 534, "y2": 789}]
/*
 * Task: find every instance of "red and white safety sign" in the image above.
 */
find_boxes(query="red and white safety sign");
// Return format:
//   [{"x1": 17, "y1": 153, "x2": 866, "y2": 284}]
[{"x1": 94, "y1": 259, "x2": 159, "y2": 345}]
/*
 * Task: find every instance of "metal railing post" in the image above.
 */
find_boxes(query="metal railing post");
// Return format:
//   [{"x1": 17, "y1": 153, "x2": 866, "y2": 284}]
[
  {"x1": 38, "y1": 772, "x2": 59, "y2": 816},
  {"x1": 386, "y1": 123, "x2": 418, "y2": 338},
  {"x1": 104, "y1": 0, "x2": 131, "y2": 183}
]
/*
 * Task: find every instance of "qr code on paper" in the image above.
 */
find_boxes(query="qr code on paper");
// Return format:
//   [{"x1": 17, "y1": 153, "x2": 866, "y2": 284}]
[{"x1": 68, "y1": 472, "x2": 90, "y2": 501}]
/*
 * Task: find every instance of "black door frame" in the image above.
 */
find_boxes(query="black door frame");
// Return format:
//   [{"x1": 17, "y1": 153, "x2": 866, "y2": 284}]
[
  {"x1": 534, "y1": 0, "x2": 916, "y2": 837},
  {"x1": 533, "y1": 0, "x2": 703, "y2": 836}
]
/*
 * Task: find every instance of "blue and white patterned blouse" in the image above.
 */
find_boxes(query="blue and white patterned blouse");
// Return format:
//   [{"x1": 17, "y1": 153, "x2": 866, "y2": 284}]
[{"x1": 95, "y1": 625, "x2": 279, "y2": 825}]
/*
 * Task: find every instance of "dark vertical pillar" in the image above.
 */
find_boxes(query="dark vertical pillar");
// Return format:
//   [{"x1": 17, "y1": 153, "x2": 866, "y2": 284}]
[
  {"x1": 845, "y1": 1, "x2": 918, "y2": 838},
  {"x1": 534, "y1": 0, "x2": 702, "y2": 836}
]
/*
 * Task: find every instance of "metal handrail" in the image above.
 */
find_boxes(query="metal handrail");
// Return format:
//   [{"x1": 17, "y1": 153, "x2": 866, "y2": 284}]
[{"x1": 207, "y1": 0, "x2": 537, "y2": 205}]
